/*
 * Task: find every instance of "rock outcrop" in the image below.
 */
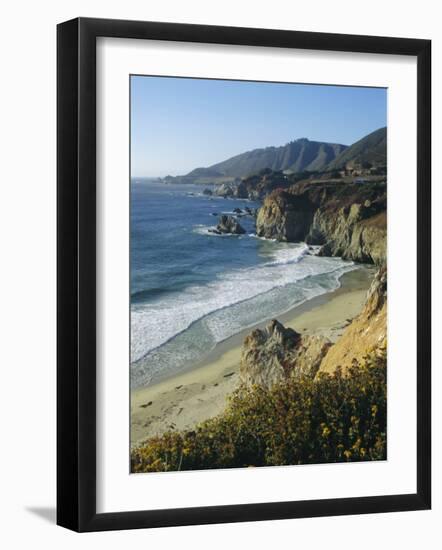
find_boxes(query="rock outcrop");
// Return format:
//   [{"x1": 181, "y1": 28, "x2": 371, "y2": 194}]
[
  {"x1": 239, "y1": 267, "x2": 387, "y2": 386},
  {"x1": 234, "y1": 170, "x2": 291, "y2": 200},
  {"x1": 256, "y1": 182, "x2": 386, "y2": 265},
  {"x1": 213, "y1": 215, "x2": 246, "y2": 235},
  {"x1": 214, "y1": 183, "x2": 235, "y2": 197},
  {"x1": 309, "y1": 204, "x2": 386, "y2": 265},
  {"x1": 318, "y1": 267, "x2": 387, "y2": 375},
  {"x1": 240, "y1": 320, "x2": 331, "y2": 389},
  {"x1": 255, "y1": 191, "x2": 315, "y2": 242}
]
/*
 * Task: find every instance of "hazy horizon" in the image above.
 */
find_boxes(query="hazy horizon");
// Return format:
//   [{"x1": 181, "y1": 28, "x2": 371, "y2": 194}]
[{"x1": 131, "y1": 76, "x2": 387, "y2": 178}]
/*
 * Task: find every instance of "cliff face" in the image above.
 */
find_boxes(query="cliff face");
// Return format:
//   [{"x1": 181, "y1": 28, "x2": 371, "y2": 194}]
[
  {"x1": 308, "y1": 204, "x2": 386, "y2": 265},
  {"x1": 256, "y1": 182, "x2": 386, "y2": 265},
  {"x1": 255, "y1": 192, "x2": 315, "y2": 241},
  {"x1": 239, "y1": 320, "x2": 331, "y2": 389},
  {"x1": 318, "y1": 267, "x2": 387, "y2": 375}
]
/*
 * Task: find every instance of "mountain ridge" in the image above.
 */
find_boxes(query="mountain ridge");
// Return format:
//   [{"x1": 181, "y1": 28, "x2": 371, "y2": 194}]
[
  {"x1": 163, "y1": 127, "x2": 387, "y2": 184},
  {"x1": 186, "y1": 137, "x2": 348, "y2": 179}
]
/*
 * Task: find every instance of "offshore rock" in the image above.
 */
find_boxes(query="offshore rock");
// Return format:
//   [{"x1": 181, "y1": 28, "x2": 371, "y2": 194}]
[{"x1": 215, "y1": 215, "x2": 246, "y2": 235}]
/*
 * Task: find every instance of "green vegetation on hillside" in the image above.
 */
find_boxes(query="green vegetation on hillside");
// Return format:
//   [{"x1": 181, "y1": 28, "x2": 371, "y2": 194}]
[
  {"x1": 205, "y1": 138, "x2": 347, "y2": 178},
  {"x1": 165, "y1": 127, "x2": 387, "y2": 184},
  {"x1": 327, "y1": 127, "x2": 386, "y2": 170},
  {"x1": 131, "y1": 351, "x2": 386, "y2": 473}
]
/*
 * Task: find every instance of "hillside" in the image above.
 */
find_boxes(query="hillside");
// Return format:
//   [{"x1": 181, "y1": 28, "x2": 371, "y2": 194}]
[
  {"x1": 319, "y1": 267, "x2": 386, "y2": 374},
  {"x1": 163, "y1": 128, "x2": 388, "y2": 184},
  {"x1": 183, "y1": 138, "x2": 347, "y2": 180},
  {"x1": 327, "y1": 127, "x2": 387, "y2": 170}
]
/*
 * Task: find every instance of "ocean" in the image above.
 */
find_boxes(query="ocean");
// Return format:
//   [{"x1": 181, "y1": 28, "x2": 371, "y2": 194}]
[{"x1": 130, "y1": 179, "x2": 356, "y2": 388}]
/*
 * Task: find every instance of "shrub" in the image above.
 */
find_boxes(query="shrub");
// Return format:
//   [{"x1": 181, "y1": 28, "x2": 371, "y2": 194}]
[{"x1": 131, "y1": 352, "x2": 386, "y2": 473}]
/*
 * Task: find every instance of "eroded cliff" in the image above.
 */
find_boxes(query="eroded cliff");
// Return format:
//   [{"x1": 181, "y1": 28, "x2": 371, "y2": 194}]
[{"x1": 256, "y1": 182, "x2": 386, "y2": 265}]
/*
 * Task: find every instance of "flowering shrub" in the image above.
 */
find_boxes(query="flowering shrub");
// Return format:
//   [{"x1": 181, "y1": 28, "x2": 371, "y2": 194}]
[{"x1": 131, "y1": 352, "x2": 386, "y2": 473}]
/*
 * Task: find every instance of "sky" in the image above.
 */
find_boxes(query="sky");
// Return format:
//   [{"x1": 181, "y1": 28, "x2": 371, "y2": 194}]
[{"x1": 131, "y1": 76, "x2": 387, "y2": 177}]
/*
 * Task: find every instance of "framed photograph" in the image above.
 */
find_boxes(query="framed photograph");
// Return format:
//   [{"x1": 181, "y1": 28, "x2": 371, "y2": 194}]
[{"x1": 57, "y1": 17, "x2": 431, "y2": 532}]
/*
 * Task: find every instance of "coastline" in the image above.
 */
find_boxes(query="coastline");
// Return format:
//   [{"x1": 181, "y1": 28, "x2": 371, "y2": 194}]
[{"x1": 131, "y1": 265, "x2": 375, "y2": 448}]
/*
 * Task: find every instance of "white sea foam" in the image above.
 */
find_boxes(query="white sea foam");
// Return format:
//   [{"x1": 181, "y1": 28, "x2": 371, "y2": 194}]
[
  {"x1": 192, "y1": 224, "x2": 231, "y2": 237},
  {"x1": 130, "y1": 243, "x2": 354, "y2": 367},
  {"x1": 248, "y1": 233, "x2": 277, "y2": 242}
]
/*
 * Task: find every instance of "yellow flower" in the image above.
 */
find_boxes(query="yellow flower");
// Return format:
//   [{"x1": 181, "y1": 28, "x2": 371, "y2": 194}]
[{"x1": 321, "y1": 425, "x2": 331, "y2": 438}]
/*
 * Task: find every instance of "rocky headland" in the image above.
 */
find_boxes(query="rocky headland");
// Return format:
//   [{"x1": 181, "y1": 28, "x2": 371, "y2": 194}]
[{"x1": 256, "y1": 181, "x2": 386, "y2": 265}]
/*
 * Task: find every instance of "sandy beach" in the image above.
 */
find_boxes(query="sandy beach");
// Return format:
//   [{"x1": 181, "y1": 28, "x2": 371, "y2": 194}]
[{"x1": 131, "y1": 265, "x2": 375, "y2": 448}]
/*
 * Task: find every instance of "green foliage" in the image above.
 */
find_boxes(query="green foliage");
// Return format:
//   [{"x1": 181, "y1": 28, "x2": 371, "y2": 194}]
[{"x1": 131, "y1": 352, "x2": 386, "y2": 473}]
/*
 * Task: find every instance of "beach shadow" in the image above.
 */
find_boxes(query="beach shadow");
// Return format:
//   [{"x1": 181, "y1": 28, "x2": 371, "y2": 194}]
[{"x1": 26, "y1": 506, "x2": 56, "y2": 524}]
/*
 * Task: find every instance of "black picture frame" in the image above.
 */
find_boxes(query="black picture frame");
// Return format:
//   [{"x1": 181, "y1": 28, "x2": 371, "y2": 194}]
[{"x1": 57, "y1": 17, "x2": 431, "y2": 532}]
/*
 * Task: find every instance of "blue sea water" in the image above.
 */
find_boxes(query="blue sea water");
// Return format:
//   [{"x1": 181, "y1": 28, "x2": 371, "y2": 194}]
[{"x1": 130, "y1": 179, "x2": 356, "y2": 388}]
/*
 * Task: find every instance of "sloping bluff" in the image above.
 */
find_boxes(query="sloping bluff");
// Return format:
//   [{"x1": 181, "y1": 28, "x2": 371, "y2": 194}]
[{"x1": 318, "y1": 266, "x2": 387, "y2": 375}]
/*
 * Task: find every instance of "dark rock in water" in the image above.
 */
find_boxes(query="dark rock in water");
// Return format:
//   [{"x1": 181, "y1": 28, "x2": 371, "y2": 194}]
[
  {"x1": 202, "y1": 188, "x2": 213, "y2": 196},
  {"x1": 233, "y1": 207, "x2": 242, "y2": 214},
  {"x1": 317, "y1": 242, "x2": 333, "y2": 257},
  {"x1": 210, "y1": 212, "x2": 218, "y2": 216},
  {"x1": 216, "y1": 215, "x2": 246, "y2": 235},
  {"x1": 208, "y1": 228, "x2": 222, "y2": 235},
  {"x1": 244, "y1": 206, "x2": 253, "y2": 215},
  {"x1": 240, "y1": 319, "x2": 331, "y2": 388}
]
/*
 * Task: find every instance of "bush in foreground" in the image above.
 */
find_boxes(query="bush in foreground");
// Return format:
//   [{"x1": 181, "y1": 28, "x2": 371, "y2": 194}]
[{"x1": 131, "y1": 352, "x2": 386, "y2": 473}]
